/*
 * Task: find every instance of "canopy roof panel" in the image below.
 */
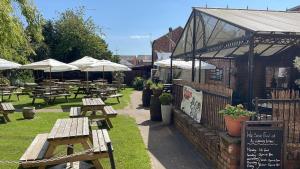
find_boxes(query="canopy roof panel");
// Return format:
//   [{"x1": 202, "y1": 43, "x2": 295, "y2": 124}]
[
  {"x1": 195, "y1": 8, "x2": 300, "y2": 33},
  {"x1": 172, "y1": 8, "x2": 300, "y2": 59}
]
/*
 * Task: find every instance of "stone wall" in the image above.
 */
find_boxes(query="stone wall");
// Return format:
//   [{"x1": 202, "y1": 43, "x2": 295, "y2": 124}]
[
  {"x1": 173, "y1": 108, "x2": 300, "y2": 169},
  {"x1": 173, "y1": 108, "x2": 241, "y2": 169}
]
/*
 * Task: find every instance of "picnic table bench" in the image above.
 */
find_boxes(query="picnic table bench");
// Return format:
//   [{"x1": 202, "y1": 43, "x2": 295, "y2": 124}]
[
  {"x1": 0, "y1": 86, "x2": 17, "y2": 101},
  {"x1": 69, "y1": 98, "x2": 118, "y2": 128},
  {"x1": 19, "y1": 117, "x2": 115, "y2": 169},
  {"x1": 0, "y1": 102, "x2": 15, "y2": 122},
  {"x1": 31, "y1": 87, "x2": 71, "y2": 104}
]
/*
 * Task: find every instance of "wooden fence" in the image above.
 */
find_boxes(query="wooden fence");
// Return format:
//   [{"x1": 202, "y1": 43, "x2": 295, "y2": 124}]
[
  {"x1": 254, "y1": 90, "x2": 300, "y2": 160},
  {"x1": 172, "y1": 80, "x2": 233, "y2": 131}
]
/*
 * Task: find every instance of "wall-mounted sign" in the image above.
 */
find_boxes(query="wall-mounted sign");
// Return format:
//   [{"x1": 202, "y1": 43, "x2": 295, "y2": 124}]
[
  {"x1": 180, "y1": 86, "x2": 203, "y2": 123},
  {"x1": 241, "y1": 121, "x2": 286, "y2": 169}
]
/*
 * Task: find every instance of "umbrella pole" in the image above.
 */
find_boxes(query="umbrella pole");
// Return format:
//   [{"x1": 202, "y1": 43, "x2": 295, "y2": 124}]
[
  {"x1": 86, "y1": 71, "x2": 89, "y2": 93},
  {"x1": 61, "y1": 72, "x2": 63, "y2": 81},
  {"x1": 50, "y1": 67, "x2": 52, "y2": 95},
  {"x1": 102, "y1": 65, "x2": 104, "y2": 79}
]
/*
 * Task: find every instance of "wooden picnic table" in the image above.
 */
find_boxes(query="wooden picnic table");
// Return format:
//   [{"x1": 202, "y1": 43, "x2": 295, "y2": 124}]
[
  {"x1": 20, "y1": 117, "x2": 114, "y2": 169},
  {"x1": 0, "y1": 86, "x2": 17, "y2": 101},
  {"x1": 32, "y1": 86, "x2": 71, "y2": 104},
  {"x1": 81, "y1": 98, "x2": 115, "y2": 127}
]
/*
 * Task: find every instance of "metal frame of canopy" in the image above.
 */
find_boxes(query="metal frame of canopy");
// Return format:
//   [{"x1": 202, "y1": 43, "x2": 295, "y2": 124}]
[{"x1": 170, "y1": 8, "x2": 300, "y2": 108}]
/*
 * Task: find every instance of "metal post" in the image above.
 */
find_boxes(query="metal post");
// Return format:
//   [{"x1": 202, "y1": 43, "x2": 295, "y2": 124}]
[
  {"x1": 191, "y1": 10, "x2": 197, "y2": 82},
  {"x1": 170, "y1": 56, "x2": 173, "y2": 83},
  {"x1": 228, "y1": 59, "x2": 232, "y2": 88},
  {"x1": 248, "y1": 35, "x2": 255, "y2": 110},
  {"x1": 198, "y1": 58, "x2": 202, "y2": 83},
  {"x1": 169, "y1": 28, "x2": 173, "y2": 83}
]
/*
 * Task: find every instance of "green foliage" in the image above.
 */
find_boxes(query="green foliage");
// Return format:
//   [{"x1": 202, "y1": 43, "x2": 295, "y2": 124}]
[
  {"x1": 0, "y1": 76, "x2": 10, "y2": 85},
  {"x1": 145, "y1": 79, "x2": 153, "y2": 87},
  {"x1": 0, "y1": 0, "x2": 43, "y2": 63},
  {"x1": 150, "y1": 83, "x2": 164, "y2": 90},
  {"x1": 9, "y1": 70, "x2": 34, "y2": 85},
  {"x1": 159, "y1": 93, "x2": 172, "y2": 105},
  {"x1": 219, "y1": 104, "x2": 255, "y2": 119},
  {"x1": 33, "y1": 7, "x2": 113, "y2": 63},
  {"x1": 133, "y1": 77, "x2": 144, "y2": 90}
]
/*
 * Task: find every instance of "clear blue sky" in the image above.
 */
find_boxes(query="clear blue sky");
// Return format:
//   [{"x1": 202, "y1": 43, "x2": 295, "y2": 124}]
[{"x1": 34, "y1": 0, "x2": 299, "y2": 55}]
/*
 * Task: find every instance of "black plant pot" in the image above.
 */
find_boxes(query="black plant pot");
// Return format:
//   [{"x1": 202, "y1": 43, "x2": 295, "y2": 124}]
[
  {"x1": 142, "y1": 87, "x2": 152, "y2": 107},
  {"x1": 150, "y1": 95, "x2": 162, "y2": 121}
]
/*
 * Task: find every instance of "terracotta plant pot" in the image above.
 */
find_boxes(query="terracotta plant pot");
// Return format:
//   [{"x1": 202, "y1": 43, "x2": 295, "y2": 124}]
[{"x1": 224, "y1": 115, "x2": 250, "y2": 137}]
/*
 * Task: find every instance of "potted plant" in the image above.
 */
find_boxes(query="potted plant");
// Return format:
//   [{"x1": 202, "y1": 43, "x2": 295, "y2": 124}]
[
  {"x1": 159, "y1": 93, "x2": 172, "y2": 124},
  {"x1": 150, "y1": 83, "x2": 163, "y2": 97},
  {"x1": 142, "y1": 80, "x2": 153, "y2": 107},
  {"x1": 219, "y1": 104, "x2": 255, "y2": 137}
]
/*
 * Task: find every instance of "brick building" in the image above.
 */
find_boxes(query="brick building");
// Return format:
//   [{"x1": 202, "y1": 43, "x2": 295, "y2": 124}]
[{"x1": 152, "y1": 27, "x2": 183, "y2": 64}]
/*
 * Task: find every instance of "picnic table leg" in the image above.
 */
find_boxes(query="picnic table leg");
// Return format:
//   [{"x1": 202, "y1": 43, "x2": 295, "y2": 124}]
[
  {"x1": 107, "y1": 142, "x2": 116, "y2": 169},
  {"x1": 81, "y1": 141, "x2": 103, "y2": 169},
  {"x1": 3, "y1": 113, "x2": 10, "y2": 122},
  {"x1": 44, "y1": 144, "x2": 56, "y2": 158},
  {"x1": 117, "y1": 97, "x2": 120, "y2": 103},
  {"x1": 105, "y1": 117, "x2": 113, "y2": 128},
  {"x1": 67, "y1": 144, "x2": 74, "y2": 168}
]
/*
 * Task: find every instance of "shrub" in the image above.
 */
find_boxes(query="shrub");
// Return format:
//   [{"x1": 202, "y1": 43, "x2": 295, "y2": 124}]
[
  {"x1": 133, "y1": 77, "x2": 144, "y2": 90},
  {"x1": 150, "y1": 82, "x2": 163, "y2": 90},
  {"x1": 0, "y1": 76, "x2": 10, "y2": 86},
  {"x1": 159, "y1": 93, "x2": 172, "y2": 105},
  {"x1": 145, "y1": 79, "x2": 153, "y2": 87},
  {"x1": 219, "y1": 104, "x2": 255, "y2": 119}
]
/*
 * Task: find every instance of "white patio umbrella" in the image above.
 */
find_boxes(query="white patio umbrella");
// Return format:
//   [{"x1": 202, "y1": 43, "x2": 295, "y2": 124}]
[
  {"x1": 154, "y1": 58, "x2": 216, "y2": 70},
  {"x1": 0, "y1": 58, "x2": 22, "y2": 70},
  {"x1": 69, "y1": 56, "x2": 102, "y2": 81},
  {"x1": 21, "y1": 59, "x2": 79, "y2": 86},
  {"x1": 83, "y1": 59, "x2": 131, "y2": 78}
]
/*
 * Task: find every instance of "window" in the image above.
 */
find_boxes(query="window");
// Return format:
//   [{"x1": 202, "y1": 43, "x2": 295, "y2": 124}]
[
  {"x1": 209, "y1": 68, "x2": 223, "y2": 81},
  {"x1": 265, "y1": 67, "x2": 291, "y2": 88}
]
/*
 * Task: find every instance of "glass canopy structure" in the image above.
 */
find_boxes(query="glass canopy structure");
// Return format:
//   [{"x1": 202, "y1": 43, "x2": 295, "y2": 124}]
[{"x1": 171, "y1": 8, "x2": 300, "y2": 106}]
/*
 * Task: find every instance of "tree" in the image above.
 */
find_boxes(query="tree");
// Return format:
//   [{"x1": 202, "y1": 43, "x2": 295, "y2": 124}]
[
  {"x1": 0, "y1": 0, "x2": 43, "y2": 63},
  {"x1": 50, "y1": 7, "x2": 114, "y2": 62}
]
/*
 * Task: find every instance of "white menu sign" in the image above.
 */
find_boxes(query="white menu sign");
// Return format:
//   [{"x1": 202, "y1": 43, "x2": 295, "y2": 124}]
[{"x1": 180, "y1": 86, "x2": 203, "y2": 123}]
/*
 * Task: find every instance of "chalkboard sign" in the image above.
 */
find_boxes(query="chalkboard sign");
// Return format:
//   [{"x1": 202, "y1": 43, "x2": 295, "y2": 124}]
[{"x1": 241, "y1": 121, "x2": 286, "y2": 169}]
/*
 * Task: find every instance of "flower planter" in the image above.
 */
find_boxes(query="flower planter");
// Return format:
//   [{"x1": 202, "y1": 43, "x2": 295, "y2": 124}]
[
  {"x1": 224, "y1": 115, "x2": 250, "y2": 137},
  {"x1": 142, "y1": 87, "x2": 152, "y2": 107},
  {"x1": 152, "y1": 89, "x2": 162, "y2": 97},
  {"x1": 150, "y1": 95, "x2": 162, "y2": 121},
  {"x1": 161, "y1": 105, "x2": 172, "y2": 124},
  {"x1": 22, "y1": 107, "x2": 36, "y2": 119}
]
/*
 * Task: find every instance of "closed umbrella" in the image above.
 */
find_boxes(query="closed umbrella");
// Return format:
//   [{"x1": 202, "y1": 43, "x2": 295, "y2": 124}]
[{"x1": 0, "y1": 58, "x2": 21, "y2": 70}]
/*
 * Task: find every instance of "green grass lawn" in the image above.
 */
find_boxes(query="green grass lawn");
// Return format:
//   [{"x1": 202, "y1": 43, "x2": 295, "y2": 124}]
[
  {"x1": 9, "y1": 88, "x2": 133, "y2": 110},
  {"x1": 0, "y1": 112, "x2": 151, "y2": 169}
]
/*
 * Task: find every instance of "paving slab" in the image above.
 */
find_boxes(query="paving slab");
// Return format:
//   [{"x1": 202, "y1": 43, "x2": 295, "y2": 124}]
[{"x1": 118, "y1": 91, "x2": 214, "y2": 169}]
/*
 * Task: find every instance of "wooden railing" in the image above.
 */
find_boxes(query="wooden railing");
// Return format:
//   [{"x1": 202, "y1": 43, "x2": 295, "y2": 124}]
[
  {"x1": 254, "y1": 90, "x2": 300, "y2": 160},
  {"x1": 172, "y1": 80, "x2": 233, "y2": 131}
]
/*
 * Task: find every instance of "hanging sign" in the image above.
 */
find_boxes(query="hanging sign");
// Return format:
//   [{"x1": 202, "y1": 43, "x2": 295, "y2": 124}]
[
  {"x1": 241, "y1": 121, "x2": 285, "y2": 169},
  {"x1": 180, "y1": 86, "x2": 203, "y2": 123}
]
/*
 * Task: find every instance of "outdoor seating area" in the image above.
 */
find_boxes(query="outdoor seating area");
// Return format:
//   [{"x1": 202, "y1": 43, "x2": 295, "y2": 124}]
[{"x1": 3, "y1": 1, "x2": 300, "y2": 169}]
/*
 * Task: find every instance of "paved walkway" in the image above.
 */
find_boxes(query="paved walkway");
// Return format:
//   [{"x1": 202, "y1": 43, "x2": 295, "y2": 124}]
[{"x1": 118, "y1": 91, "x2": 214, "y2": 169}]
